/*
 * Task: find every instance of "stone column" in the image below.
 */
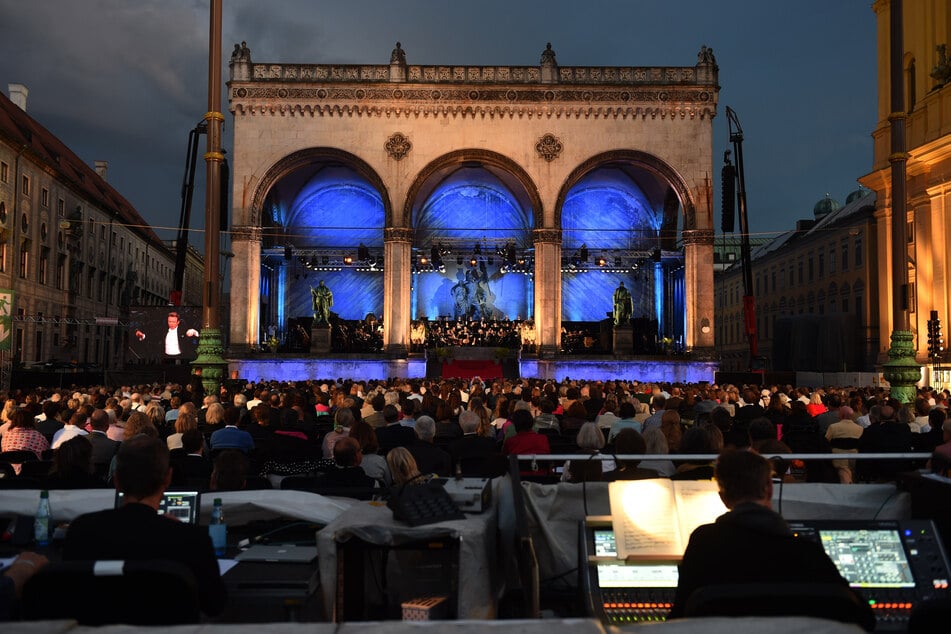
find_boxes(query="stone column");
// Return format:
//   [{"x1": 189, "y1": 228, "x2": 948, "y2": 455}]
[
  {"x1": 383, "y1": 227, "x2": 413, "y2": 357},
  {"x1": 229, "y1": 225, "x2": 261, "y2": 353},
  {"x1": 682, "y1": 229, "x2": 715, "y2": 351},
  {"x1": 533, "y1": 229, "x2": 562, "y2": 357}
]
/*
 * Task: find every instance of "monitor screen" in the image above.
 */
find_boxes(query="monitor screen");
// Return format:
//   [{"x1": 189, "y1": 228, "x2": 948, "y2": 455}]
[
  {"x1": 115, "y1": 491, "x2": 201, "y2": 525},
  {"x1": 593, "y1": 528, "x2": 618, "y2": 558},
  {"x1": 819, "y1": 529, "x2": 916, "y2": 589},
  {"x1": 596, "y1": 563, "x2": 679, "y2": 588}
]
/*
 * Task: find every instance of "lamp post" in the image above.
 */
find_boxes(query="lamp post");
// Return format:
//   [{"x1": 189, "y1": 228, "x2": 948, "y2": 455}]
[{"x1": 191, "y1": 0, "x2": 227, "y2": 395}]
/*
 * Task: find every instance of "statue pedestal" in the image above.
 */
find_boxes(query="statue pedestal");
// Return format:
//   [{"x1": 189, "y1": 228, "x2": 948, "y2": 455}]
[
  {"x1": 310, "y1": 325, "x2": 331, "y2": 354},
  {"x1": 613, "y1": 325, "x2": 633, "y2": 356}
]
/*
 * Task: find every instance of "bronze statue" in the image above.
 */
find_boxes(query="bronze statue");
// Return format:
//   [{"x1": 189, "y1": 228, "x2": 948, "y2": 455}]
[
  {"x1": 311, "y1": 280, "x2": 334, "y2": 326},
  {"x1": 613, "y1": 281, "x2": 633, "y2": 325}
]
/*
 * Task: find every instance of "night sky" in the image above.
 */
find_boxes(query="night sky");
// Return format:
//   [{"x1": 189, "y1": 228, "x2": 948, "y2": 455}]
[{"x1": 0, "y1": 0, "x2": 877, "y2": 246}]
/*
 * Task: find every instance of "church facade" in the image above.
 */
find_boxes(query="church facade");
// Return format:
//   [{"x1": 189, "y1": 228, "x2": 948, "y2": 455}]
[{"x1": 226, "y1": 42, "x2": 719, "y2": 359}]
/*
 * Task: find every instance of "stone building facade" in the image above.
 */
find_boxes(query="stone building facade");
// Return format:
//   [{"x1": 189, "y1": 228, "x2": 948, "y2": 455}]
[
  {"x1": 0, "y1": 85, "x2": 183, "y2": 370},
  {"x1": 226, "y1": 42, "x2": 719, "y2": 357}
]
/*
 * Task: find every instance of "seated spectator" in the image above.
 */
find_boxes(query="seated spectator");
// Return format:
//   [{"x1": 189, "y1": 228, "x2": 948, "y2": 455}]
[
  {"x1": 1, "y1": 410, "x2": 50, "y2": 474},
  {"x1": 210, "y1": 449, "x2": 249, "y2": 491},
  {"x1": 166, "y1": 407, "x2": 198, "y2": 451},
  {"x1": 668, "y1": 450, "x2": 872, "y2": 626},
  {"x1": 604, "y1": 428, "x2": 659, "y2": 481},
  {"x1": 46, "y1": 435, "x2": 106, "y2": 489},
  {"x1": 349, "y1": 420, "x2": 390, "y2": 486},
  {"x1": 928, "y1": 417, "x2": 951, "y2": 476},
  {"x1": 533, "y1": 397, "x2": 560, "y2": 433},
  {"x1": 322, "y1": 407, "x2": 353, "y2": 459},
  {"x1": 51, "y1": 411, "x2": 89, "y2": 450},
  {"x1": 639, "y1": 427, "x2": 676, "y2": 477},
  {"x1": 503, "y1": 409, "x2": 551, "y2": 457},
  {"x1": 170, "y1": 429, "x2": 213, "y2": 487},
  {"x1": 594, "y1": 396, "x2": 620, "y2": 431},
  {"x1": 448, "y1": 410, "x2": 501, "y2": 476},
  {"x1": 386, "y1": 446, "x2": 429, "y2": 488},
  {"x1": 407, "y1": 416, "x2": 451, "y2": 477},
  {"x1": 64, "y1": 435, "x2": 226, "y2": 616},
  {"x1": 320, "y1": 436, "x2": 376, "y2": 488},
  {"x1": 209, "y1": 406, "x2": 254, "y2": 453},
  {"x1": 857, "y1": 404, "x2": 915, "y2": 482},
  {"x1": 670, "y1": 423, "x2": 722, "y2": 480},
  {"x1": 377, "y1": 404, "x2": 416, "y2": 456},
  {"x1": 560, "y1": 401, "x2": 589, "y2": 433},
  {"x1": 0, "y1": 552, "x2": 49, "y2": 621},
  {"x1": 608, "y1": 401, "x2": 642, "y2": 443},
  {"x1": 87, "y1": 408, "x2": 120, "y2": 470},
  {"x1": 564, "y1": 422, "x2": 613, "y2": 483}
]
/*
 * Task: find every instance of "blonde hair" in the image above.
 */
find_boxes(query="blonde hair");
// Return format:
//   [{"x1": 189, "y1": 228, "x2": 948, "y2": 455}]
[
  {"x1": 1, "y1": 399, "x2": 16, "y2": 423},
  {"x1": 386, "y1": 447, "x2": 422, "y2": 487},
  {"x1": 205, "y1": 402, "x2": 225, "y2": 426}
]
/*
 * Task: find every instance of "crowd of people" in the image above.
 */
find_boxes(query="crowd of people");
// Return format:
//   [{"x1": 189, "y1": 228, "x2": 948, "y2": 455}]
[{"x1": 2, "y1": 377, "x2": 948, "y2": 491}]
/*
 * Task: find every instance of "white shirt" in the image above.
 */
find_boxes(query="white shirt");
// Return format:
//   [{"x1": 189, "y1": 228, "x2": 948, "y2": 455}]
[
  {"x1": 52, "y1": 425, "x2": 88, "y2": 449},
  {"x1": 165, "y1": 327, "x2": 182, "y2": 355}
]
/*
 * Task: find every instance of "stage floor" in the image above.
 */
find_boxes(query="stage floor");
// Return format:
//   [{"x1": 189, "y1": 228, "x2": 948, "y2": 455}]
[{"x1": 227, "y1": 353, "x2": 718, "y2": 383}]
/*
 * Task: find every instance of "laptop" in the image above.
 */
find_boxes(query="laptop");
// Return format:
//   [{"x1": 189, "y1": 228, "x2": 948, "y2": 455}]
[
  {"x1": 234, "y1": 544, "x2": 319, "y2": 564},
  {"x1": 115, "y1": 490, "x2": 201, "y2": 525}
]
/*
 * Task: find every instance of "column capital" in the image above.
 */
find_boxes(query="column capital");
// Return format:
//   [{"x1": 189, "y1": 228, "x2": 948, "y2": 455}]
[
  {"x1": 532, "y1": 228, "x2": 562, "y2": 244},
  {"x1": 384, "y1": 227, "x2": 414, "y2": 243},
  {"x1": 231, "y1": 224, "x2": 262, "y2": 242},
  {"x1": 681, "y1": 229, "x2": 714, "y2": 246}
]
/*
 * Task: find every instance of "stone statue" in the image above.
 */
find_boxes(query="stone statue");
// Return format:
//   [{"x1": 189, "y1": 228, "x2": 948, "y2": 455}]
[
  {"x1": 697, "y1": 45, "x2": 716, "y2": 66},
  {"x1": 451, "y1": 274, "x2": 470, "y2": 319},
  {"x1": 311, "y1": 280, "x2": 333, "y2": 326},
  {"x1": 390, "y1": 42, "x2": 407, "y2": 65},
  {"x1": 613, "y1": 281, "x2": 633, "y2": 326},
  {"x1": 932, "y1": 44, "x2": 951, "y2": 86},
  {"x1": 541, "y1": 42, "x2": 557, "y2": 66}
]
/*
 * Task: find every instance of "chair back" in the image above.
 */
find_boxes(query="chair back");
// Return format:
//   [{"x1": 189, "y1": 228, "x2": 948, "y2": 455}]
[{"x1": 21, "y1": 559, "x2": 201, "y2": 625}]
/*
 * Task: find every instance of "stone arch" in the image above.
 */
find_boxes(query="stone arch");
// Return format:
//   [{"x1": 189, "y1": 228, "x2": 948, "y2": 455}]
[
  {"x1": 248, "y1": 147, "x2": 392, "y2": 228},
  {"x1": 553, "y1": 150, "x2": 698, "y2": 231},
  {"x1": 402, "y1": 149, "x2": 543, "y2": 229}
]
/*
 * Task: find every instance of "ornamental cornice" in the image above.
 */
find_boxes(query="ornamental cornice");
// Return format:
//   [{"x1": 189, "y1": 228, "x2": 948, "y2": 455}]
[
  {"x1": 532, "y1": 228, "x2": 562, "y2": 244},
  {"x1": 680, "y1": 229, "x2": 715, "y2": 246},
  {"x1": 242, "y1": 63, "x2": 715, "y2": 87},
  {"x1": 384, "y1": 227, "x2": 414, "y2": 243},
  {"x1": 231, "y1": 225, "x2": 263, "y2": 242}
]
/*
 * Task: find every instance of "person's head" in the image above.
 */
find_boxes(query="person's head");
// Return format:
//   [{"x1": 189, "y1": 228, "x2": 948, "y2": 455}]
[
  {"x1": 9, "y1": 408, "x2": 34, "y2": 430},
  {"x1": 387, "y1": 446, "x2": 422, "y2": 487},
  {"x1": 334, "y1": 407, "x2": 355, "y2": 431},
  {"x1": 715, "y1": 449, "x2": 773, "y2": 509},
  {"x1": 181, "y1": 429, "x2": 204, "y2": 454},
  {"x1": 333, "y1": 436, "x2": 362, "y2": 467},
  {"x1": 115, "y1": 434, "x2": 171, "y2": 500},
  {"x1": 576, "y1": 422, "x2": 605, "y2": 451},
  {"x1": 642, "y1": 426, "x2": 669, "y2": 454},
  {"x1": 205, "y1": 402, "x2": 225, "y2": 426},
  {"x1": 371, "y1": 393, "x2": 386, "y2": 412},
  {"x1": 566, "y1": 401, "x2": 587, "y2": 419},
  {"x1": 53, "y1": 435, "x2": 93, "y2": 476},
  {"x1": 382, "y1": 404, "x2": 400, "y2": 425},
  {"x1": 614, "y1": 428, "x2": 647, "y2": 467},
  {"x1": 538, "y1": 397, "x2": 555, "y2": 415},
  {"x1": 175, "y1": 409, "x2": 199, "y2": 435},
  {"x1": 415, "y1": 415, "x2": 436, "y2": 442},
  {"x1": 401, "y1": 399, "x2": 417, "y2": 418},
  {"x1": 459, "y1": 410, "x2": 480, "y2": 434},
  {"x1": 124, "y1": 411, "x2": 157, "y2": 440},
  {"x1": 211, "y1": 449, "x2": 248, "y2": 491},
  {"x1": 511, "y1": 409, "x2": 534, "y2": 432},
  {"x1": 349, "y1": 420, "x2": 380, "y2": 454},
  {"x1": 167, "y1": 312, "x2": 180, "y2": 330},
  {"x1": 89, "y1": 408, "x2": 110, "y2": 432},
  {"x1": 618, "y1": 401, "x2": 636, "y2": 420}
]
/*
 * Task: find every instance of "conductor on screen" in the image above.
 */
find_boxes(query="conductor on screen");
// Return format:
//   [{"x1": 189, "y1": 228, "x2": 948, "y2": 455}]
[{"x1": 134, "y1": 311, "x2": 200, "y2": 359}]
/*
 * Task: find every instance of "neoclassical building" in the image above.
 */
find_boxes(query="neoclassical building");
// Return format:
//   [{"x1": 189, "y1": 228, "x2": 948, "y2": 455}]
[{"x1": 226, "y1": 42, "x2": 719, "y2": 360}]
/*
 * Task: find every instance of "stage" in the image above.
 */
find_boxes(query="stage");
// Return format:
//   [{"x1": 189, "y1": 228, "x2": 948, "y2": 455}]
[{"x1": 226, "y1": 350, "x2": 718, "y2": 384}]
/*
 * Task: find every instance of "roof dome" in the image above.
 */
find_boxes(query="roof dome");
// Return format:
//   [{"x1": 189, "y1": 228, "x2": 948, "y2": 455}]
[
  {"x1": 845, "y1": 187, "x2": 872, "y2": 204},
  {"x1": 813, "y1": 194, "x2": 841, "y2": 219}
]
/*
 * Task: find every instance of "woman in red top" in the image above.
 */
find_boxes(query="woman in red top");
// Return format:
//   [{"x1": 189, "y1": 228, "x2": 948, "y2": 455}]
[{"x1": 806, "y1": 392, "x2": 827, "y2": 417}]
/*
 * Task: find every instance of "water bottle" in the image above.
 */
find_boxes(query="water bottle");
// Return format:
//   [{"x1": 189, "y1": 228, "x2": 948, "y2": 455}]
[
  {"x1": 209, "y1": 498, "x2": 226, "y2": 557},
  {"x1": 34, "y1": 490, "x2": 51, "y2": 547}
]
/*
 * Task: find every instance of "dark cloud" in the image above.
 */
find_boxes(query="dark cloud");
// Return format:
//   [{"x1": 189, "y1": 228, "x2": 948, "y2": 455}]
[{"x1": 0, "y1": 0, "x2": 876, "y2": 243}]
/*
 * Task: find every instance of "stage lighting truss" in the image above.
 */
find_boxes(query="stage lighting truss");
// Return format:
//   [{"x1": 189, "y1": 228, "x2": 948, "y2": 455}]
[
  {"x1": 262, "y1": 246, "x2": 385, "y2": 272},
  {"x1": 412, "y1": 238, "x2": 534, "y2": 275},
  {"x1": 560, "y1": 249, "x2": 676, "y2": 274}
]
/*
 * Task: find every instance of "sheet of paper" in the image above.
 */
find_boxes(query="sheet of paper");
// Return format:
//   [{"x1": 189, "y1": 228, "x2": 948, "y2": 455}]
[{"x1": 608, "y1": 479, "x2": 683, "y2": 558}]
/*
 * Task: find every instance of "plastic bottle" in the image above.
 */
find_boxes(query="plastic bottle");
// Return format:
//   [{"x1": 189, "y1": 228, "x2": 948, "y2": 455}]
[
  {"x1": 34, "y1": 490, "x2": 51, "y2": 547},
  {"x1": 209, "y1": 497, "x2": 226, "y2": 557}
]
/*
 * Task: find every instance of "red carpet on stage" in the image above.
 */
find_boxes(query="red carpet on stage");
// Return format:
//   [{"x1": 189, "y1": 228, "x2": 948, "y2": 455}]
[{"x1": 441, "y1": 359, "x2": 503, "y2": 379}]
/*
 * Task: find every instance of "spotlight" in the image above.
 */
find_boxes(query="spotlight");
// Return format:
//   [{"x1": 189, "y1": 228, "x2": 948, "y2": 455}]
[
  {"x1": 343, "y1": 255, "x2": 354, "y2": 265},
  {"x1": 420, "y1": 256, "x2": 429, "y2": 265},
  {"x1": 470, "y1": 257, "x2": 477, "y2": 267},
  {"x1": 597, "y1": 256, "x2": 606, "y2": 267}
]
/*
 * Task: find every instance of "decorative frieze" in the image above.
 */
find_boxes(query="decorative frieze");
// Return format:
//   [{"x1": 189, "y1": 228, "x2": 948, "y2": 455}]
[
  {"x1": 532, "y1": 229, "x2": 562, "y2": 244},
  {"x1": 384, "y1": 227, "x2": 414, "y2": 243},
  {"x1": 680, "y1": 229, "x2": 715, "y2": 246},
  {"x1": 230, "y1": 225, "x2": 263, "y2": 242}
]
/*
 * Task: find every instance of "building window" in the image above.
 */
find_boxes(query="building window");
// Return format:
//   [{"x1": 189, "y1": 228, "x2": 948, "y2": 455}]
[
  {"x1": 18, "y1": 245, "x2": 28, "y2": 279},
  {"x1": 854, "y1": 236, "x2": 863, "y2": 267},
  {"x1": 808, "y1": 257, "x2": 814, "y2": 281},
  {"x1": 830, "y1": 250, "x2": 836, "y2": 273},
  {"x1": 771, "y1": 270, "x2": 776, "y2": 291},
  {"x1": 0, "y1": 242, "x2": 5, "y2": 273},
  {"x1": 55, "y1": 255, "x2": 65, "y2": 290},
  {"x1": 907, "y1": 220, "x2": 915, "y2": 244},
  {"x1": 38, "y1": 250, "x2": 48, "y2": 285},
  {"x1": 57, "y1": 198, "x2": 65, "y2": 217},
  {"x1": 41, "y1": 187, "x2": 49, "y2": 207},
  {"x1": 797, "y1": 259, "x2": 803, "y2": 285},
  {"x1": 818, "y1": 252, "x2": 825, "y2": 277},
  {"x1": 21, "y1": 175, "x2": 30, "y2": 196},
  {"x1": 841, "y1": 240, "x2": 849, "y2": 270},
  {"x1": 0, "y1": 161, "x2": 8, "y2": 183}
]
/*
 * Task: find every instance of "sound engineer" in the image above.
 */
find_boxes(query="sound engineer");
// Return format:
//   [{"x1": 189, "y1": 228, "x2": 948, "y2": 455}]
[{"x1": 668, "y1": 450, "x2": 873, "y2": 626}]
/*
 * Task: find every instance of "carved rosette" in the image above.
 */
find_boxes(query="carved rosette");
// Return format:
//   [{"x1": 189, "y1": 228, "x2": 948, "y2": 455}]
[
  {"x1": 680, "y1": 229, "x2": 714, "y2": 246},
  {"x1": 384, "y1": 133, "x2": 412, "y2": 161},
  {"x1": 384, "y1": 227, "x2": 414, "y2": 243},
  {"x1": 535, "y1": 133, "x2": 563, "y2": 162},
  {"x1": 532, "y1": 228, "x2": 562, "y2": 245}
]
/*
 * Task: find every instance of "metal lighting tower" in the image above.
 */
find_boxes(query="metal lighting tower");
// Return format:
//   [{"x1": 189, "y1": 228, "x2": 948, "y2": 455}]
[
  {"x1": 192, "y1": 0, "x2": 227, "y2": 395},
  {"x1": 723, "y1": 106, "x2": 764, "y2": 372}
]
